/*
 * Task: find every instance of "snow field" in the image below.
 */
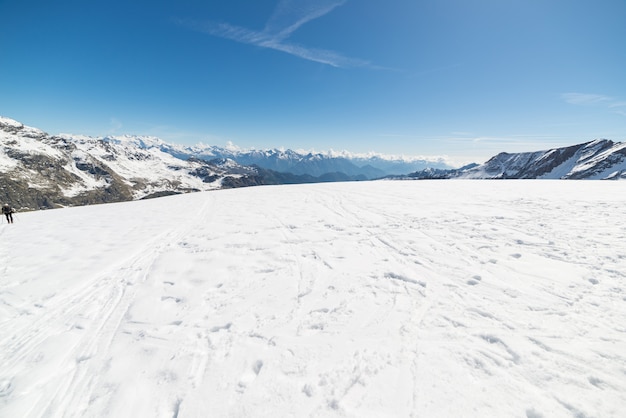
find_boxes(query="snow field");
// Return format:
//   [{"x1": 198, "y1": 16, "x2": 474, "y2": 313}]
[{"x1": 0, "y1": 180, "x2": 625, "y2": 417}]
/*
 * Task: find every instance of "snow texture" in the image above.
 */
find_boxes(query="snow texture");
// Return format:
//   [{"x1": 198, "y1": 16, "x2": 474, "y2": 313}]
[{"x1": 1, "y1": 180, "x2": 625, "y2": 417}]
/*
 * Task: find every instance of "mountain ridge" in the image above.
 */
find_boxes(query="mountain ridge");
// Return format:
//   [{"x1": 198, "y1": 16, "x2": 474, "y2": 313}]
[
  {"x1": 0, "y1": 116, "x2": 401, "y2": 209},
  {"x1": 2, "y1": 116, "x2": 625, "y2": 211},
  {"x1": 1, "y1": 117, "x2": 259, "y2": 209},
  {"x1": 398, "y1": 139, "x2": 626, "y2": 180},
  {"x1": 154, "y1": 141, "x2": 452, "y2": 178}
]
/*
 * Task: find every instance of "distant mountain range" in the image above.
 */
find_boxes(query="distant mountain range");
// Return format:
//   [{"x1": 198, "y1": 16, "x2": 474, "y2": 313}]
[
  {"x1": 156, "y1": 141, "x2": 451, "y2": 178},
  {"x1": 395, "y1": 139, "x2": 626, "y2": 180},
  {"x1": 2, "y1": 116, "x2": 624, "y2": 210},
  {"x1": 0, "y1": 116, "x2": 448, "y2": 210}
]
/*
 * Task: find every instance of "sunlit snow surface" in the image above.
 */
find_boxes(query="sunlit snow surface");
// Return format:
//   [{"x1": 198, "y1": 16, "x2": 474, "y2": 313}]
[{"x1": 1, "y1": 180, "x2": 625, "y2": 417}]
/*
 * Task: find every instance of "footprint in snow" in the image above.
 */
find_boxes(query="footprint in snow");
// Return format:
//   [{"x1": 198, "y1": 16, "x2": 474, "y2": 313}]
[
  {"x1": 525, "y1": 408, "x2": 544, "y2": 418},
  {"x1": 210, "y1": 323, "x2": 232, "y2": 333},
  {"x1": 0, "y1": 380, "x2": 14, "y2": 397},
  {"x1": 237, "y1": 360, "x2": 263, "y2": 392},
  {"x1": 161, "y1": 296, "x2": 184, "y2": 303},
  {"x1": 467, "y1": 275, "x2": 482, "y2": 286}
]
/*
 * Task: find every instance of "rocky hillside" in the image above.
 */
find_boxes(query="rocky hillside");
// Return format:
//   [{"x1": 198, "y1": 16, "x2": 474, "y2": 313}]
[{"x1": 0, "y1": 117, "x2": 303, "y2": 210}]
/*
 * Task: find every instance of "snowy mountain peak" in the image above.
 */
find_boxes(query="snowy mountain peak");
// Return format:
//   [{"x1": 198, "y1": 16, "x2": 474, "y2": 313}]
[
  {"x1": 0, "y1": 118, "x2": 268, "y2": 209},
  {"x1": 398, "y1": 139, "x2": 626, "y2": 180},
  {"x1": 0, "y1": 116, "x2": 46, "y2": 138},
  {"x1": 101, "y1": 134, "x2": 168, "y2": 149},
  {"x1": 457, "y1": 139, "x2": 626, "y2": 180},
  {"x1": 0, "y1": 116, "x2": 23, "y2": 129}
]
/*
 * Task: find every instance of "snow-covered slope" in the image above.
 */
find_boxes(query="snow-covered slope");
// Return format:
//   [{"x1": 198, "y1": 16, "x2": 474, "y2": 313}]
[
  {"x1": 0, "y1": 117, "x2": 260, "y2": 209},
  {"x1": 1, "y1": 181, "x2": 624, "y2": 417},
  {"x1": 459, "y1": 139, "x2": 626, "y2": 179}
]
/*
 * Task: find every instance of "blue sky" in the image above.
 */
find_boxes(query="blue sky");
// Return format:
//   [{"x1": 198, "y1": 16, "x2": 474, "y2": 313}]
[{"x1": 1, "y1": 0, "x2": 625, "y2": 165}]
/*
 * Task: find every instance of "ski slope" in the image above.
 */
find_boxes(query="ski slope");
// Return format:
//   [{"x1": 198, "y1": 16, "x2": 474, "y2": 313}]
[{"x1": 1, "y1": 180, "x2": 625, "y2": 417}]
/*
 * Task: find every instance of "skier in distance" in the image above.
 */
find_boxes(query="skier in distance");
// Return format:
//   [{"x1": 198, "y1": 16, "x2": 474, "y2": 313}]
[{"x1": 2, "y1": 203, "x2": 15, "y2": 224}]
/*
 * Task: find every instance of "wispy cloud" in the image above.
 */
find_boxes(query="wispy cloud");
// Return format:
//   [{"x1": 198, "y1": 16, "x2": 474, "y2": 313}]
[
  {"x1": 265, "y1": 0, "x2": 346, "y2": 41},
  {"x1": 562, "y1": 93, "x2": 612, "y2": 105},
  {"x1": 179, "y1": 0, "x2": 372, "y2": 68},
  {"x1": 562, "y1": 92, "x2": 626, "y2": 116}
]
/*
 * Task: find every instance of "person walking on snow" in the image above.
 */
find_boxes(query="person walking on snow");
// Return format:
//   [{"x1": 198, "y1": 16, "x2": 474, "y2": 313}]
[{"x1": 2, "y1": 203, "x2": 15, "y2": 224}]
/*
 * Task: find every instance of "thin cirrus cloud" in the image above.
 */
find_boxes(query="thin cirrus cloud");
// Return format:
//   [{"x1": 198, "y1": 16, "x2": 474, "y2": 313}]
[
  {"x1": 562, "y1": 93, "x2": 626, "y2": 116},
  {"x1": 179, "y1": 0, "x2": 372, "y2": 68}
]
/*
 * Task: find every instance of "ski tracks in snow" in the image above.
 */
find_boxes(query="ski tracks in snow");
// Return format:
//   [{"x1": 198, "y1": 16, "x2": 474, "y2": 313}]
[
  {"x1": 1, "y1": 181, "x2": 625, "y2": 417},
  {"x1": 0, "y1": 194, "x2": 216, "y2": 417},
  {"x1": 233, "y1": 186, "x2": 439, "y2": 416},
  {"x1": 384, "y1": 183, "x2": 626, "y2": 417}
]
